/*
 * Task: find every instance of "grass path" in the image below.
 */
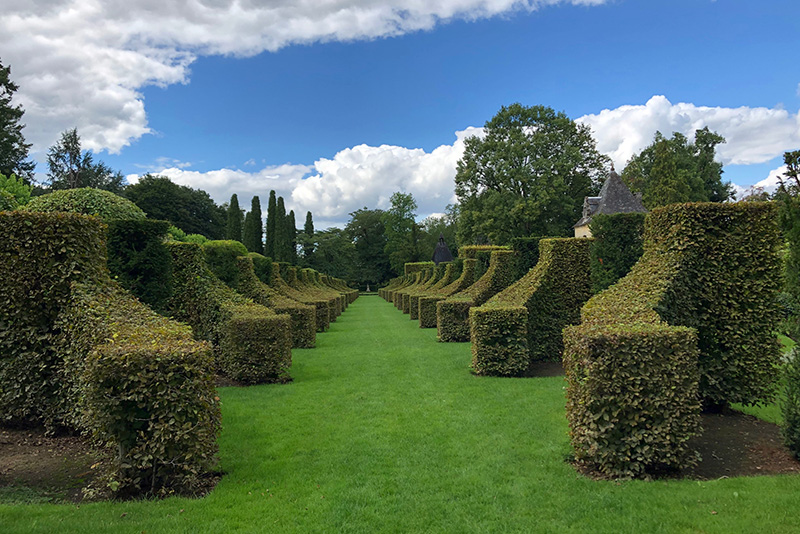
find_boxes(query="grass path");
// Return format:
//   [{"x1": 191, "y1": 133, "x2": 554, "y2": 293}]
[{"x1": 3, "y1": 295, "x2": 800, "y2": 532}]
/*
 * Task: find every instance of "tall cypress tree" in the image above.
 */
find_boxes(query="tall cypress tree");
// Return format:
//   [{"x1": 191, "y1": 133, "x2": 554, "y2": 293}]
[
  {"x1": 275, "y1": 196, "x2": 287, "y2": 261},
  {"x1": 243, "y1": 195, "x2": 263, "y2": 253},
  {"x1": 303, "y1": 211, "x2": 314, "y2": 261},
  {"x1": 287, "y1": 209, "x2": 297, "y2": 264},
  {"x1": 265, "y1": 190, "x2": 277, "y2": 259},
  {"x1": 0, "y1": 60, "x2": 35, "y2": 182},
  {"x1": 226, "y1": 193, "x2": 243, "y2": 242}
]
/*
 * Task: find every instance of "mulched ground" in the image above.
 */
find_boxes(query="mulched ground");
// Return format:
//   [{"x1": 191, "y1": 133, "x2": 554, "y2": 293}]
[{"x1": 2, "y1": 369, "x2": 798, "y2": 502}]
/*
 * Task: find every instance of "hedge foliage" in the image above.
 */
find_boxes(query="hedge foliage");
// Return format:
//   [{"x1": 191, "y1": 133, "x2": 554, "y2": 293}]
[
  {"x1": 23, "y1": 187, "x2": 146, "y2": 221},
  {"x1": 203, "y1": 240, "x2": 249, "y2": 287},
  {"x1": 60, "y1": 283, "x2": 220, "y2": 498},
  {"x1": 408, "y1": 263, "x2": 448, "y2": 320},
  {"x1": 509, "y1": 236, "x2": 542, "y2": 279},
  {"x1": 564, "y1": 323, "x2": 700, "y2": 478},
  {"x1": 437, "y1": 249, "x2": 517, "y2": 342},
  {"x1": 0, "y1": 211, "x2": 108, "y2": 429},
  {"x1": 419, "y1": 259, "x2": 477, "y2": 328},
  {"x1": 167, "y1": 242, "x2": 292, "y2": 384},
  {"x1": 0, "y1": 211, "x2": 220, "y2": 498},
  {"x1": 589, "y1": 212, "x2": 646, "y2": 293},
  {"x1": 269, "y1": 263, "x2": 331, "y2": 332},
  {"x1": 106, "y1": 219, "x2": 173, "y2": 314},
  {"x1": 470, "y1": 238, "x2": 592, "y2": 376},
  {"x1": 564, "y1": 202, "x2": 781, "y2": 478},
  {"x1": 404, "y1": 261, "x2": 434, "y2": 275},
  {"x1": 784, "y1": 348, "x2": 800, "y2": 460}
]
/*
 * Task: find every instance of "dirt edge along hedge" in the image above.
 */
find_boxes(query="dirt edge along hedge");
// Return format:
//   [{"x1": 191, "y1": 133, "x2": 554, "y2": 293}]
[
  {"x1": 563, "y1": 202, "x2": 781, "y2": 478},
  {"x1": 437, "y1": 249, "x2": 517, "y2": 342},
  {"x1": 470, "y1": 238, "x2": 592, "y2": 376},
  {"x1": 167, "y1": 242, "x2": 292, "y2": 384}
]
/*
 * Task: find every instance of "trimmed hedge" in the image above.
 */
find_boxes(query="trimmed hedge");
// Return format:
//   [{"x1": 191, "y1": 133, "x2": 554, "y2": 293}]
[
  {"x1": 168, "y1": 242, "x2": 292, "y2": 384},
  {"x1": 408, "y1": 263, "x2": 448, "y2": 320},
  {"x1": 564, "y1": 202, "x2": 781, "y2": 478},
  {"x1": 23, "y1": 187, "x2": 146, "y2": 221},
  {"x1": 419, "y1": 259, "x2": 476, "y2": 328},
  {"x1": 269, "y1": 263, "x2": 331, "y2": 332},
  {"x1": 404, "y1": 261, "x2": 434, "y2": 275},
  {"x1": 564, "y1": 323, "x2": 700, "y2": 478},
  {"x1": 589, "y1": 212, "x2": 646, "y2": 293},
  {"x1": 60, "y1": 283, "x2": 220, "y2": 498},
  {"x1": 509, "y1": 236, "x2": 543, "y2": 279},
  {"x1": 0, "y1": 211, "x2": 108, "y2": 430},
  {"x1": 784, "y1": 347, "x2": 800, "y2": 460},
  {"x1": 249, "y1": 252, "x2": 274, "y2": 285},
  {"x1": 470, "y1": 238, "x2": 592, "y2": 376},
  {"x1": 203, "y1": 240, "x2": 249, "y2": 287},
  {"x1": 106, "y1": 219, "x2": 173, "y2": 313},
  {"x1": 437, "y1": 249, "x2": 517, "y2": 342}
]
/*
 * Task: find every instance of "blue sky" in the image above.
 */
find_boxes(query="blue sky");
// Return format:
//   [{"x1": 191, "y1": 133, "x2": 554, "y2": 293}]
[{"x1": 4, "y1": 0, "x2": 800, "y2": 226}]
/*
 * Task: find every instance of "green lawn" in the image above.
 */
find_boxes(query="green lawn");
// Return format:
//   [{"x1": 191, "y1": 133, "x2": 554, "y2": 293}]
[{"x1": 3, "y1": 296, "x2": 800, "y2": 533}]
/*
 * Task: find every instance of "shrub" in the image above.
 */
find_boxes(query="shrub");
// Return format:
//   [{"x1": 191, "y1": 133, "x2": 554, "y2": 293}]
[
  {"x1": 470, "y1": 238, "x2": 592, "y2": 376},
  {"x1": 0, "y1": 173, "x2": 32, "y2": 206},
  {"x1": 437, "y1": 249, "x2": 517, "y2": 342},
  {"x1": 0, "y1": 188, "x2": 17, "y2": 210},
  {"x1": 60, "y1": 283, "x2": 220, "y2": 498},
  {"x1": 249, "y1": 252, "x2": 274, "y2": 284},
  {"x1": 203, "y1": 240, "x2": 249, "y2": 287},
  {"x1": 106, "y1": 219, "x2": 173, "y2": 313},
  {"x1": 0, "y1": 211, "x2": 108, "y2": 430},
  {"x1": 783, "y1": 348, "x2": 800, "y2": 460},
  {"x1": 167, "y1": 242, "x2": 292, "y2": 384},
  {"x1": 589, "y1": 212, "x2": 645, "y2": 293},
  {"x1": 23, "y1": 187, "x2": 146, "y2": 221}
]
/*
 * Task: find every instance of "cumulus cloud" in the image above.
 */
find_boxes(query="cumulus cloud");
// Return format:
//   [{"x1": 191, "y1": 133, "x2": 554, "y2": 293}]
[
  {"x1": 578, "y1": 95, "x2": 800, "y2": 169},
  {"x1": 2, "y1": 0, "x2": 605, "y2": 154}
]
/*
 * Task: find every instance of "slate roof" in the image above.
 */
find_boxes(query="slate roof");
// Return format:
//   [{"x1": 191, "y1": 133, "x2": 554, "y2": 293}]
[
  {"x1": 432, "y1": 234, "x2": 454, "y2": 265},
  {"x1": 573, "y1": 170, "x2": 647, "y2": 228}
]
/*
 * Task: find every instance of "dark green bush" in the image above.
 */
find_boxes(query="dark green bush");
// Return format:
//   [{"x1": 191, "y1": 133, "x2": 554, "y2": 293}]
[
  {"x1": 0, "y1": 211, "x2": 108, "y2": 430},
  {"x1": 470, "y1": 238, "x2": 592, "y2": 376},
  {"x1": 23, "y1": 187, "x2": 146, "y2": 221},
  {"x1": 167, "y1": 242, "x2": 292, "y2": 384},
  {"x1": 509, "y1": 237, "x2": 542, "y2": 279},
  {"x1": 783, "y1": 348, "x2": 800, "y2": 459},
  {"x1": 564, "y1": 323, "x2": 700, "y2": 478},
  {"x1": 249, "y1": 252, "x2": 274, "y2": 284},
  {"x1": 106, "y1": 219, "x2": 173, "y2": 313},
  {"x1": 61, "y1": 283, "x2": 220, "y2": 498},
  {"x1": 589, "y1": 212, "x2": 646, "y2": 293},
  {"x1": 437, "y1": 249, "x2": 517, "y2": 342}
]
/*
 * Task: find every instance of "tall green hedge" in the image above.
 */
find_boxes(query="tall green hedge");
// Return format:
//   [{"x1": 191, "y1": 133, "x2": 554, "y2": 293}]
[
  {"x1": 419, "y1": 259, "x2": 476, "y2": 328},
  {"x1": 564, "y1": 202, "x2": 781, "y2": 478},
  {"x1": 436, "y1": 249, "x2": 517, "y2": 342},
  {"x1": 783, "y1": 347, "x2": 800, "y2": 460},
  {"x1": 0, "y1": 211, "x2": 108, "y2": 429},
  {"x1": 269, "y1": 262, "x2": 331, "y2": 332},
  {"x1": 589, "y1": 212, "x2": 646, "y2": 293},
  {"x1": 23, "y1": 187, "x2": 146, "y2": 221},
  {"x1": 509, "y1": 236, "x2": 543, "y2": 279},
  {"x1": 404, "y1": 261, "x2": 434, "y2": 275},
  {"x1": 408, "y1": 263, "x2": 449, "y2": 320},
  {"x1": 470, "y1": 238, "x2": 592, "y2": 376},
  {"x1": 106, "y1": 219, "x2": 173, "y2": 313},
  {"x1": 168, "y1": 243, "x2": 292, "y2": 384}
]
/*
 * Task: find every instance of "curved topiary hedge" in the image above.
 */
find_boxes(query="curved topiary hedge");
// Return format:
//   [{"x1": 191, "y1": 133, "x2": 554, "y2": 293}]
[
  {"x1": 436, "y1": 249, "x2": 518, "y2": 342},
  {"x1": 564, "y1": 202, "x2": 781, "y2": 478},
  {"x1": 168, "y1": 242, "x2": 292, "y2": 384},
  {"x1": 269, "y1": 263, "x2": 331, "y2": 332},
  {"x1": 408, "y1": 263, "x2": 448, "y2": 320},
  {"x1": 23, "y1": 187, "x2": 146, "y2": 221},
  {"x1": 589, "y1": 212, "x2": 646, "y2": 294},
  {"x1": 509, "y1": 237, "x2": 543, "y2": 279},
  {"x1": 419, "y1": 259, "x2": 476, "y2": 328},
  {"x1": 470, "y1": 238, "x2": 592, "y2": 376}
]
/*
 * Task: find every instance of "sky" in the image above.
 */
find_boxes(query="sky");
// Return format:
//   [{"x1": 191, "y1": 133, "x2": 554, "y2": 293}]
[{"x1": 3, "y1": 0, "x2": 800, "y2": 227}]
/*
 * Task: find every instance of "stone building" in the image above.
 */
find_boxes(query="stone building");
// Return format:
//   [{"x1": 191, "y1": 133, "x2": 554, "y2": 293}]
[{"x1": 573, "y1": 170, "x2": 647, "y2": 238}]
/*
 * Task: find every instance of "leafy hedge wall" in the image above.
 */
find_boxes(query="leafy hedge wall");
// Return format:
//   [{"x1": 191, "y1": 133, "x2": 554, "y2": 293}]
[
  {"x1": 784, "y1": 347, "x2": 800, "y2": 460},
  {"x1": 269, "y1": 263, "x2": 330, "y2": 332},
  {"x1": 404, "y1": 261, "x2": 434, "y2": 275},
  {"x1": 0, "y1": 211, "x2": 108, "y2": 429},
  {"x1": 437, "y1": 249, "x2": 517, "y2": 342},
  {"x1": 589, "y1": 212, "x2": 646, "y2": 294},
  {"x1": 23, "y1": 187, "x2": 146, "y2": 221},
  {"x1": 470, "y1": 238, "x2": 592, "y2": 376},
  {"x1": 408, "y1": 262, "x2": 449, "y2": 320},
  {"x1": 564, "y1": 202, "x2": 781, "y2": 477},
  {"x1": 509, "y1": 237, "x2": 542, "y2": 279},
  {"x1": 106, "y1": 219, "x2": 173, "y2": 314},
  {"x1": 60, "y1": 283, "x2": 220, "y2": 498},
  {"x1": 167, "y1": 242, "x2": 292, "y2": 384},
  {"x1": 419, "y1": 259, "x2": 476, "y2": 328}
]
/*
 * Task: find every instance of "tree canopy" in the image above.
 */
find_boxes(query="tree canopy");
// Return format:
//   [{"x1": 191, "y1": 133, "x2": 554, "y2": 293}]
[
  {"x1": 621, "y1": 128, "x2": 732, "y2": 208},
  {"x1": 381, "y1": 192, "x2": 421, "y2": 275},
  {"x1": 45, "y1": 128, "x2": 126, "y2": 194},
  {"x1": 0, "y1": 60, "x2": 35, "y2": 182},
  {"x1": 455, "y1": 103, "x2": 609, "y2": 245},
  {"x1": 226, "y1": 193, "x2": 243, "y2": 242},
  {"x1": 346, "y1": 207, "x2": 392, "y2": 287}
]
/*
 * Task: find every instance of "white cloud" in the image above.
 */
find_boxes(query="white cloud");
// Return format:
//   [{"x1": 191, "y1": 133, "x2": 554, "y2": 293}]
[
  {"x1": 2, "y1": 0, "x2": 605, "y2": 154},
  {"x1": 578, "y1": 95, "x2": 800, "y2": 169}
]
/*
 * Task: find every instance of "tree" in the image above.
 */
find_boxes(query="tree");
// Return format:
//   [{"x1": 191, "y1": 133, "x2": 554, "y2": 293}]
[
  {"x1": 243, "y1": 195, "x2": 263, "y2": 253},
  {"x1": 305, "y1": 228, "x2": 356, "y2": 281},
  {"x1": 226, "y1": 193, "x2": 243, "y2": 242},
  {"x1": 275, "y1": 196, "x2": 287, "y2": 261},
  {"x1": 346, "y1": 207, "x2": 392, "y2": 288},
  {"x1": 286, "y1": 210, "x2": 297, "y2": 264},
  {"x1": 455, "y1": 103, "x2": 609, "y2": 245},
  {"x1": 418, "y1": 204, "x2": 459, "y2": 262},
  {"x1": 0, "y1": 60, "x2": 35, "y2": 182},
  {"x1": 381, "y1": 192, "x2": 420, "y2": 275},
  {"x1": 776, "y1": 150, "x2": 800, "y2": 341},
  {"x1": 45, "y1": 128, "x2": 126, "y2": 194},
  {"x1": 302, "y1": 211, "x2": 315, "y2": 262},
  {"x1": 0, "y1": 172, "x2": 32, "y2": 207},
  {"x1": 621, "y1": 128, "x2": 732, "y2": 209},
  {"x1": 265, "y1": 190, "x2": 277, "y2": 259},
  {"x1": 124, "y1": 174, "x2": 225, "y2": 239}
]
